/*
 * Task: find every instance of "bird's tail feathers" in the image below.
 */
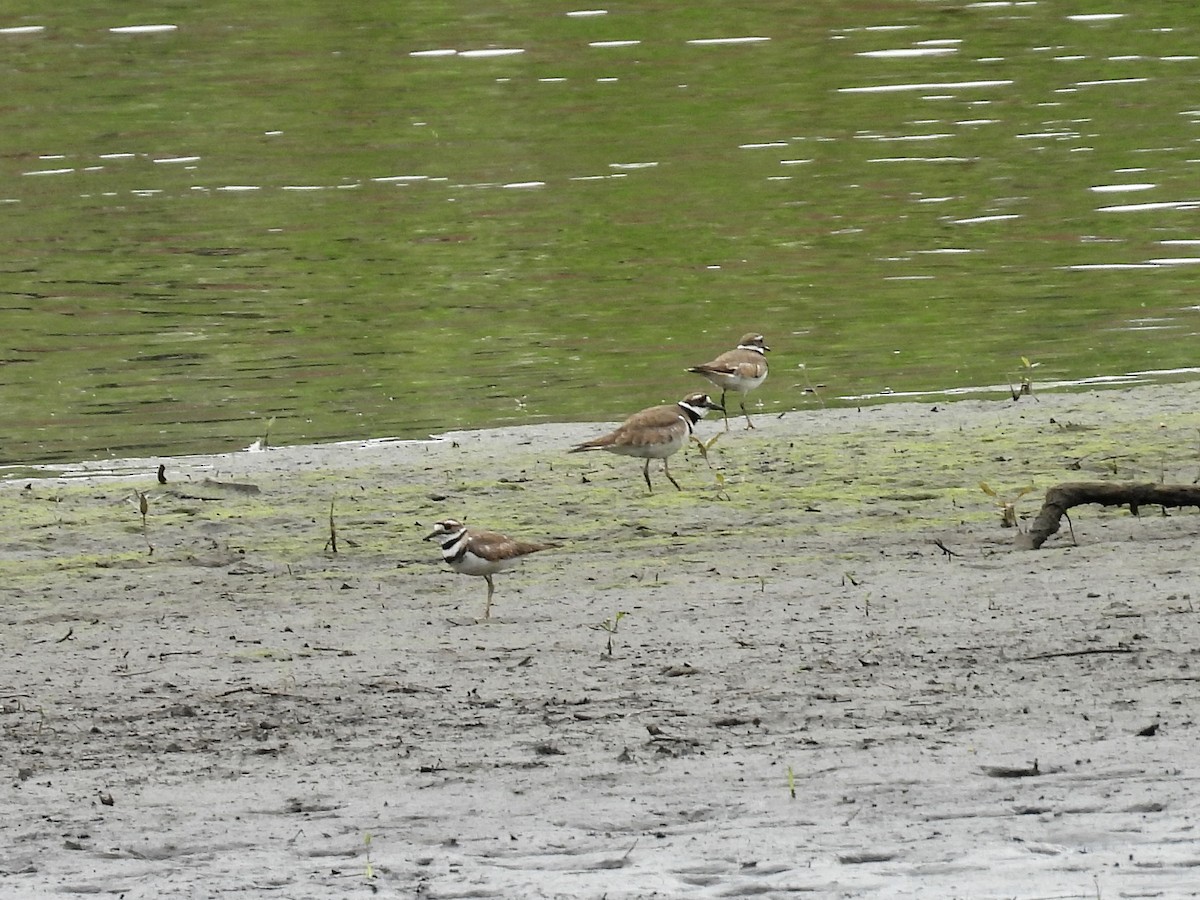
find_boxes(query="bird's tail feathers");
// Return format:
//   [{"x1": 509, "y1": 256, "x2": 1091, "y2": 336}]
[{"x1": 568, "y1": 439, "x2": 609, "y2": 453}]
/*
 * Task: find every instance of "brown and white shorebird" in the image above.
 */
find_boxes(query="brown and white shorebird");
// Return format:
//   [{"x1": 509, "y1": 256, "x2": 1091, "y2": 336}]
[
  {"x1": 568, "y1": 392, "x2": 723, "y2": 493},
  {"x1": 425, "y1": 519, "x2": 557, "y2": 619},
  {"x1": 686, "y1": 333, "x2": 770, "y2": 430}
]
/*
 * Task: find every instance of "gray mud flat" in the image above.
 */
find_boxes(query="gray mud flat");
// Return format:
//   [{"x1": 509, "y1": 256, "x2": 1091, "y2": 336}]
[{"x1": 2, "y1": 384, "x2": 1199, "y2": 898}]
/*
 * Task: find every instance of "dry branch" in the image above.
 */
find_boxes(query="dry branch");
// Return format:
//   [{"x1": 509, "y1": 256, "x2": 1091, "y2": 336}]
[{"x1": 1017, "y1": 482, "x2": 1200, "y2": 550}]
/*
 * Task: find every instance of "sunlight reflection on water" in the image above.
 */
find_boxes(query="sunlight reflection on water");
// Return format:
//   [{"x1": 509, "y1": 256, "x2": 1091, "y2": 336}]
[
  {"x1": 838, "y1": 80, "x2": 1013, "y2": 93},
  {"x1": 686, "y1": 37, "x2": 770, "y2": 46},
  {"x1": 108, "y1": 25, "x2": 177, "y2": 34},
  {"x1": 857, "y1": 49, "x2": 958, "y2": 59}
]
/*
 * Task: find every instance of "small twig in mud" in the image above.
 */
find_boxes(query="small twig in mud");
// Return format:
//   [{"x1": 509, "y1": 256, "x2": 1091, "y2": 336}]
[
  {"x1": 786, "y1": 765, "x2": 796, "y2": 799},
  {"x1": 595, "y1": 838, "x2": 639, "y2": 870},
  {"x1": 932, "y1": 539, "x2": 958, "y2": 559},
  {"x1": 55, "y1": 627, "x2": 74, "y2": 644},
  {"x1": 325, "y1": 498, "x2": 338, "y2": 554},
  {"x1": 1017, "y1": 647, "x2": 1133, "y2": 662},
  {"x1": 980, "y1": 759, "x2": 1040, "y2": 778},
  {"x1": 215, "y1": 685, "x2": 297, "y2": 699}
]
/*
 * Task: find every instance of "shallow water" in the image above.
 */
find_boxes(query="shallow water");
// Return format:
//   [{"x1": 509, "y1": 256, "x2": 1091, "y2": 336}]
[{"x1": 2, "y1": 1, "x2": 1198, "y2": 466}]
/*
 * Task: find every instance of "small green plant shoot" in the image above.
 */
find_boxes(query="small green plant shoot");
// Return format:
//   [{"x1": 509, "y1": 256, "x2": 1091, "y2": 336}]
[
  {"x1": 979, "y1": 482, "x2": 1035, "y2": 528},
  {"x1": 591, "y1": 610, "x2": 629, "y2": 657},
  {"x1": 691, "y1": 431, "x2": 721, "y2": 462},
  {"x1": 1010, "y1": 356, "x2": 1039, "y2": 401},
  {"x1": 136, "y1": 490, "x2": 153, "y2": 555}
]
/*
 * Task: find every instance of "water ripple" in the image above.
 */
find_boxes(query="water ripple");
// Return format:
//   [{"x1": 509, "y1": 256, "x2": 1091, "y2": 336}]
[
  {"x1": 839, "y1": 80, "x2": 1013, "y2": 94},
  {"x1": 686, "y1": 37, "x2": 770, "y2": 46},
  {"x1": 109, "y1": 24, "x2": 177, "y2": 34},
  {"x1": 458, "y1": 48, "x2": 526, "y2": 59},
  {"x1": 857, "y1": 48, "x2": 957, "y2": 58},
  {"x1": 1099, "y1": 200, "x2": 1200, "y2": 213},
  {"x1": 1075, "y1": 77, "x2": 1150, "y2": 87}
]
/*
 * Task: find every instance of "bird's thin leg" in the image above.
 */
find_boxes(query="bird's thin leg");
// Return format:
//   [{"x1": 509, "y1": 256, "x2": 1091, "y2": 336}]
[
  {"x1": 720, "y1": 390, "x2": 731, "y2": 432},
  {"x1": 663, "y1": 457, "x2": 683, "y2": 491},
  {"x1": 741, "y1": 395, "x2": 755, "y2": 429},
  {"x1": 642, "y1": 459, "x2": 654, "y2": 493},
  {"x1": 484, "y1": 575, "x2": 495, "y2": 619}
]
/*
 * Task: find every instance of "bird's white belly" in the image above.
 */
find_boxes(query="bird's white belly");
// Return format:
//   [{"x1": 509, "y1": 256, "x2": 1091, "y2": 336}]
[
  {"x1": 713, "y1": 371, "x2": 766, "y2": 392},
  {"x1": 448, "y1": 550, "x2": 518, "y2": 577}
]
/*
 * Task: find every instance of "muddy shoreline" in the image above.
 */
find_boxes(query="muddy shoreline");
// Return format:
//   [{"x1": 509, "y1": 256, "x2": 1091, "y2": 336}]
[{"x1": 2, "y1": 383, "x2": 1199, "y2": 898}]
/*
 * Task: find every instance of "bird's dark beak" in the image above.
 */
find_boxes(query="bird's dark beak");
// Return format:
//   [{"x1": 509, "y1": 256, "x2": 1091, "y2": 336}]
[
  {"x1": 710, "y1": 399, "x2": 725, "y2": 411},
  {"x1": 423, "y1": 529, "x2": 441, "y2": 542}
]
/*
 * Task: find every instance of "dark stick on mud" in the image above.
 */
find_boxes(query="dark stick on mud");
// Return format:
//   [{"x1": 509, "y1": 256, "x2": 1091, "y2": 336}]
[{"x1": 1017, "y1": 482, "x2": 1200, "y2": 549}]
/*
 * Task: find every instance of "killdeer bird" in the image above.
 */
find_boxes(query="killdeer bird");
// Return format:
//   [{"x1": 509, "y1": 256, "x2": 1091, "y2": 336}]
[
  {"x1": 425, "y1": 519, "x2": 557, "y2": 619},
  {"x1": 687, "y1": 333, "x2": 770, "y2": 430},
  {"x1": 568, "y1": 392, "x2": 723, "y2": 492}
]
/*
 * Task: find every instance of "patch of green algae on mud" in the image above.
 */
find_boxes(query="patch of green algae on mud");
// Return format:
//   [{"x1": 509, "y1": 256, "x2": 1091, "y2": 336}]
[{"x1": 2, "y1": 390, "x2": 1198, "y2": 601}]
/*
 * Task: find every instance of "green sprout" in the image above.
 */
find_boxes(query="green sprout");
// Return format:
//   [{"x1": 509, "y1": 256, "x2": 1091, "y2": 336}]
[
  {"x1": 980, "y1": 482, "x2": 1034, "y2": 528},
  {"x1": 591, "y1": 611, "x2": 630, "y2": 657}
]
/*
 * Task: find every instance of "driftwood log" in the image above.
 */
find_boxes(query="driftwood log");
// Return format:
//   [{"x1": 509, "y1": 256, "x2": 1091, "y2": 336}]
[{"x1": 1017, "y1": 482, "x2": 1200, "y2": 550}]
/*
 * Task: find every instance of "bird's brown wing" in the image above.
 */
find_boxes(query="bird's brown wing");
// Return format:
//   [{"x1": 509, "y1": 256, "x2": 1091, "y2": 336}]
[
  {"x1": 703, "y1": 348, "x2": 766, "y2": 380},
  {"x1": 469, "y1": 528, "x2": 556, "y2": 560},
  {"x1": 607, "y1": 404, "x2": 685, "y2": 449},
  {"x1": 571, "y1": 403, "x2": 683, "y2": 451},
  {"x1": 732, "y1": 356, "x2": 768, "y2": 380}
]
